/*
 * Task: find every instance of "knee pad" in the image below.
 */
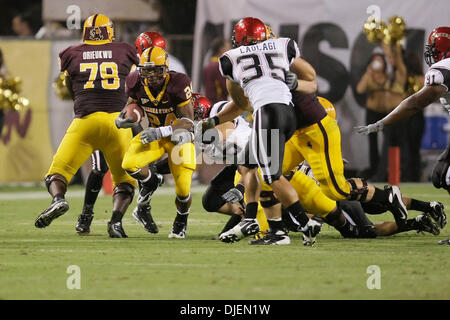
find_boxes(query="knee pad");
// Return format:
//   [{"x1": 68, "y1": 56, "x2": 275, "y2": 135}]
[
  {"x1": 347, "y1": 178, "x2": 369, "y2": 201},
  {"x1": 431, "y1": 160, "x2": 450, "y2": 190},
  {"x1": 259, "y1": 190, "x2": 280, "y2": 208},
  {"x1": 45, "y1": 174, "x2": 67, "y2": 192},
  {"x1": 113, "y1": 182, "x2": 135, "y2": 201}
]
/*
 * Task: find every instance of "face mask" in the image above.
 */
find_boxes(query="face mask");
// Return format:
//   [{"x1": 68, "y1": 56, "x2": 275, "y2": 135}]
[{"x1": 372, "y1": 60, "x2": 383, "y2": 71}]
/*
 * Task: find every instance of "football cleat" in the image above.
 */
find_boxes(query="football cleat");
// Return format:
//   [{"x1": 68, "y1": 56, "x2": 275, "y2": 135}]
[
  {"x1": 76, "y1": 212, "x2": 94, "y2": 234},
  {"x1": 132, "y1": 204, "x2": 158, "y2": 233},
  {"x1": 107, "y1": 221, "x2": 128, "y2": 238},
  {"x1": 415, "y1": 214, "x2": 440, "y2": 236},
  {"x1": 385, "y1": 185, "x2": 408, "y2": 227},
  {"x1": 428, "y1": 201, "x2": 447, "y2": 229},
  {"x1": 301, "y1": 219, "x2": 322, "y2": 246},
  {"x1": 168, "y1": 221, "x2": 187, "y2": 239},
  {"x1": 219, "y1": 218, "x2": 260, "y2": 243},
  {"x1": 248, "y1": 229, "x2": 290, "y2": 245},
  {"x1": 35, "y1": 199, "x2": 69, "y2": 228},
  {"x1": 137, "y1": 173, "x2": 164, "y2": 206}
]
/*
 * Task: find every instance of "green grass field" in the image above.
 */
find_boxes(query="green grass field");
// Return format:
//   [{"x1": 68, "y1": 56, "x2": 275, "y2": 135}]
[{"x1": 0, "y1": 183, "x2": 449, "y2": 300}]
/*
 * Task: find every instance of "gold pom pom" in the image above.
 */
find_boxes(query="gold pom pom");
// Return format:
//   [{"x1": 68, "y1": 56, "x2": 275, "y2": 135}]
[
  {"x1": 0, "y1": 75, "x2": 31, "y2": 111},
  {"x1": 364, "y1": 18, "x2": 387, "y2": 43},
  {"x1": 384, "y1": 16, "x2": 406, "y2": 45},
  {"x1": 53, "y1": 72, "x2": 72, "y2": 100}
]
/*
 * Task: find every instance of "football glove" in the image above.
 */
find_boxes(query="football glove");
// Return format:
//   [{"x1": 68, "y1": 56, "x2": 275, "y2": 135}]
[
  {"x1": 196, "y1": 116, "x2": 219, "y2": 134},
  {"x1": 140, "y1": 127, "x2": 163, "y2": 144},
  {"x1": 222, "y1": 187, "x2": 244, "y2": 203},
  {"x1": 354, "y1": 121, "x2": 384, "y2": 135},
  {"x1": 115, "y1": 110, "x2": 137, "y2": 129},
  {"x1": 171, "y1": 129, "x2": 194, "y2": 145},
  {"x1": 284, "y1": 70, "x2": 298, "y2": 91}
]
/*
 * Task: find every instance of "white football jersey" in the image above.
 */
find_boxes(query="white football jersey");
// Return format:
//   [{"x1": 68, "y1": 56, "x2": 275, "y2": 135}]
[
  {"x1": 203, "y1": 100, "x2": 251, "y2": 163},
  {"x1": 424, "y1": 57, "x2": 450, "y2": 112},
  {"x1": 219, "y1": 37, "x2": 300, "y2": 111}
]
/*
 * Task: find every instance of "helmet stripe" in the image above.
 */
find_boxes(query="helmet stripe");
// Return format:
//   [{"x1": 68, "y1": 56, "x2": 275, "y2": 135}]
[
  {"x1": 147, "y1": 47, "x2": 155, "y2": 63},
  {"x1": 92, "y1": 14, "x2": 98, "y2": 26}
]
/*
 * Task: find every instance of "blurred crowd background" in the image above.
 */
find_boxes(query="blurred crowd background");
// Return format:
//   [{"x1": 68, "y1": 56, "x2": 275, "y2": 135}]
[{"x1": 0, "y1": 0, "x2": 449, "y2": 186}]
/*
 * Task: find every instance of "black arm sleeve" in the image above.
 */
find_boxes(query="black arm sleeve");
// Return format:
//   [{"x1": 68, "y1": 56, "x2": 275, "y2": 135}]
[
  {"x1": 287, "y1": 39, "x2": 298, "y2": 63},
  {"x1": 219, "y1": 55, "x2": 234, "y2": 80}
]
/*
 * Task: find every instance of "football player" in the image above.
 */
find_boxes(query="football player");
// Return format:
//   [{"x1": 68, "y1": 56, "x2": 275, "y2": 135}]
[
  {"x1": 35, "y1": 14, "x2": 138, "y2": 238},
  {"x1": 356, "y1": 26, "x2": 450, "y2": 195},
  {"x1": 283, "y1": 161, "x2": 446, "y2": 238},
  {"x1": 77, "y1": 31, "x2": 176, "y2": 235},
  {"x1": 199, "y1": 99, "x2": 270, "y2": 238},
  {"x1": 116, "y1": 46, "x2": 195, "y2": 239},
  {"x1": 201, "y1": 18, "x2": 416, "y2": 244},
  {"x1": 203, "y1": 17, "x2": 321, "y2": 245},
  {"x1": 135, "y1": 31, "x2": 187, "y2": 73}
]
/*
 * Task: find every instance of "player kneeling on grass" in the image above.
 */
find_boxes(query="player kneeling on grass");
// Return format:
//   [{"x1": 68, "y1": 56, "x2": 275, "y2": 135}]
[
  {"x1": 282, "y1": 161, "x2": 446, "y2": 238},
  {"x1": 199, "y1": 100, "x2": 270, "y2": 239},
  {"x1": 34, "y1": 14, "x2": 137, "y2": 238},
  {"x1": 116, "y1": 47, "x2": 196, "y2": 239}
]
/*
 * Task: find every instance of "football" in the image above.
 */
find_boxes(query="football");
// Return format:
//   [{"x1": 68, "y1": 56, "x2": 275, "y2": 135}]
[{"x1": 123, "y1": 103, "x2": 144, "y2": 123}]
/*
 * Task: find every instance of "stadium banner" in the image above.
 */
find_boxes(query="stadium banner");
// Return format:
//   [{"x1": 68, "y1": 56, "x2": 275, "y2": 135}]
[
  {"x1": 0, "y1": 40, "x2": 53, "y2": 183},
  {"x1": 192, "y1": 0, "x2": 450, "y2": 170}
]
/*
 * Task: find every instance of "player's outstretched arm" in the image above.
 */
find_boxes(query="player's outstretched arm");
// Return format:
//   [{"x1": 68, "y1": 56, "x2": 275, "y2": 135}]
[
  {"x1": 355, "y1": 85, "x2": 446, "y2": 135},
  {"x1": 289, "y1": 57, "x2": 318, "y2": 94}
]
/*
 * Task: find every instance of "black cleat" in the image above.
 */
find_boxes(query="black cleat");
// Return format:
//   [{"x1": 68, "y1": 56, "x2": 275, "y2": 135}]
[
  {"x1": 107, "y1": 221, "x2": 128, "y2": 238},
  {"x1": 168, "y1": 221, "x2": 187, "y2": 239},
  {"x1": 428, "y1": 202, "x2": 447, "y2": 229},
  {"x1": 415, "y1": 214, "x2": 440, "y2": 236},
  {"x1": 385, "y1": 185, "x2": 408, "y2": 227},
  {"x1": 76, "y1": 212, "x2": 94, "y2": 234},
  {"x1": 132, "y1": 205, "x2": 158, "y2": 233},
  {"x1": 248, "y1": 229, "x2": 290, "y2": 245},
  {"x1": 35, "y1": 199, "x2": 69, "y2": 228},
  {"x1": 301, "y1": 219, "x2": 322, "y2": 246},
  {"x1": 219, "y1": 218, "x2": 260, "y2": 243}
]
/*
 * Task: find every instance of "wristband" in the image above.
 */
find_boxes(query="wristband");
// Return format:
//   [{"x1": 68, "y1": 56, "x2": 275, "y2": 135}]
[
  {"x1": 235, "y1": 183, "x2": 245, "y2": 194},
  {"x1": 159, "y1": 125, "x2": 173, "y2": 137}
]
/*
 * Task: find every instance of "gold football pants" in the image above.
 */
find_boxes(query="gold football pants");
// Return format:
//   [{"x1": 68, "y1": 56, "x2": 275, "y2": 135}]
[
  {"x1": 46, "y1": 112, "x2": 136, "y2": 188},
  {"x1": 122, "y1": 135, "x2": 196, "y2": 197}
]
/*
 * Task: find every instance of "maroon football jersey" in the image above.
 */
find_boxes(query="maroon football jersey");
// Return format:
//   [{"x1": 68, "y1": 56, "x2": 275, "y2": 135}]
[
  {"x1": 292, "y1": 91, "x2": 327, "y2": 129},
  {"x1": 126, "y1": 70, "x2": 192, "y2": 128},
  {"x1": 203, "y1": 58, "x2": 228, "y2": 104},
  {"x1": 59, "y1": 42, "x2": 139, "y2": 118}
]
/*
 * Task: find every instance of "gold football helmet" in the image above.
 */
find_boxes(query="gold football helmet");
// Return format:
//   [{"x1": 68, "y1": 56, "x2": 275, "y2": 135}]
[
  {"x1": 138, "y1": 46, "x2": 170, "y2": 86},
  {"x1": 265, "y1": 24, "x2": 277, "y2": 39},
  {"x1": 82, "y1": 14, "x2": 114, "y2": 43}
]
